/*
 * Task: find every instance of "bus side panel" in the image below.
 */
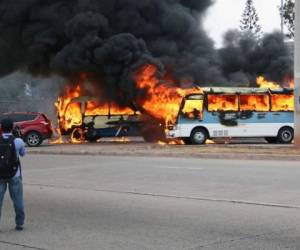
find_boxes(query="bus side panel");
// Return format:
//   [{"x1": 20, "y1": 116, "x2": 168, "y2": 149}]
[
  {"x1": 177, "y1": 111, "x2": 294, "y2": 138},
  {"x1": 237, "y1": 112, "x2": 294, "y2": 137}
]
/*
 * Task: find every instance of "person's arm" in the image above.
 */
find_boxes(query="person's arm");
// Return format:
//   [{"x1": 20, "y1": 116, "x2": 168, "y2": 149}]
[{"x1": 15, "y1": 138, "x2": 26, "y2": 157}]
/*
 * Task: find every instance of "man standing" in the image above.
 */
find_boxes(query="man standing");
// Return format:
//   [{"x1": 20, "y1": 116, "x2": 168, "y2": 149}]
[{"x1": 0, "y1": 119, "x2": 25, "y2": 231}]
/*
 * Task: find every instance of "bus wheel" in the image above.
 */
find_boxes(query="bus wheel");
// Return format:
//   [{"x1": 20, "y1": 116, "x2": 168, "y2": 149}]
[
  {"x1": 71, "y1": 128, "x2": 85, "y2": 143},
  {"x1": 277, "y1": 127, "x2": 294, "y2": 144},
  {"x1": 190, "y1": 128, "x2": 208, "y2": 145},
  {"x1": 265, "y1": 137, "x2": 278, "y2": 144}
]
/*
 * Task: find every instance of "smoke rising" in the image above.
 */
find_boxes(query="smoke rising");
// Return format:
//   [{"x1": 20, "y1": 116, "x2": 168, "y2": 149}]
[
  {"x1": 0, "y1": 0, "x2": 294, "y2": 104},
  {"x1": 219, "y1": 30, "x2": 293, "y2": 86}
]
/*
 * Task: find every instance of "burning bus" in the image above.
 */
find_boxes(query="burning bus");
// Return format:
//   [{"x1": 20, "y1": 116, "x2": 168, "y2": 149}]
[
  {"x1": 167, "y1": 87, "x2": 294, "y2": 144},
  {"x1": 54, "y1": 65, "x2": 294, "y2": 145},
  {"x1": 55, "y1": 86, "x2": 165, "y2": 143}
]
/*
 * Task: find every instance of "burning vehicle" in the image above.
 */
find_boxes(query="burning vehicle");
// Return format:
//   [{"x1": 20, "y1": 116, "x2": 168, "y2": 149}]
[
  {"x1": 0, "y1": 1, "x2": 294, "y2": 147},
  {"x1": 54, "y1": 66, "x2": 295, "y2": 145},
  {"x1": 55, "y1": 85, "x2": 166, "y2": 143},
  {"x1": 57, "y1": 96, "x2": 141, "y2": 142},
  {"x1": 167, "y1": 85, "x2": 294, "y2": 144}
]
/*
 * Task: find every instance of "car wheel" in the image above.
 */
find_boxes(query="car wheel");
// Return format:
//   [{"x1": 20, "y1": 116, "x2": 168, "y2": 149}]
[
  {"x1": 277, "y1": 127, "x2": 294, "y2": 144},
  {"x1": 190, "y1": 128, "x2": 208, "y2": 145},
  {"x1": 25, "y1": 131, "x2": 42, "y2": 147},
  {"x1": 265, "y1": 137, "x2": 278, "y2": 144}
]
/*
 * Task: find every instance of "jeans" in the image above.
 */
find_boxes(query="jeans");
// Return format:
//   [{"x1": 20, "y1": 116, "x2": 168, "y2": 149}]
[{"x1": 0, "y1": 176, "x2": 25, "y2": 226}]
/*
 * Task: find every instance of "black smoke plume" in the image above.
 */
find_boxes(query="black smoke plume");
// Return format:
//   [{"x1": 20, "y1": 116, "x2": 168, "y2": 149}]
[
  {"x1": 219, "y1": 30, "x2": 293, "y2": 86},
  {"x1": 0, "y1": 0, "x2": 293, "y2": 104}
]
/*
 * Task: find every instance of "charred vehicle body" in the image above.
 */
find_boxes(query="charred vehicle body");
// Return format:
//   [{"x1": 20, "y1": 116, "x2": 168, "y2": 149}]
[{"x1": 57, "y1": 96, "x2": 165, "y2": 142}]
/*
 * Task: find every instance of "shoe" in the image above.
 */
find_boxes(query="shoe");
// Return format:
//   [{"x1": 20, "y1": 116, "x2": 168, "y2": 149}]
[{"x1": 15, "y1": 225, "x2": 23, "y2": 231}]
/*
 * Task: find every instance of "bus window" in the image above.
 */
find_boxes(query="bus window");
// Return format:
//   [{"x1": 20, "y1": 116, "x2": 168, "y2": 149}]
[
  {"x1": 182, "y1": 99, "x2": 203, "y2": 120},
  {"x1": 208, "y1": 94, "x2": 238, "y2": 112},
  {"x1": 240, "y1": 94, "x2": 269, "y2": 112},
  {"x1": 271, "y1": 94, "x2": 294, "y2": 111}
]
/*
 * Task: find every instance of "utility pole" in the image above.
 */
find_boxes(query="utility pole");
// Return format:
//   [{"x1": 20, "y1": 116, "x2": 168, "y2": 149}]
[
  {"x1": 295, "y1": 0, "x2": 300, "y2": 146},
  {"x1": 281, "y1": 0, "x2": 284, "y2": 35}
]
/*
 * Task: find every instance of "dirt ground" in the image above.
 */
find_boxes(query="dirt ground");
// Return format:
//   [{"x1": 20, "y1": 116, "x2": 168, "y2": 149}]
[{"x1": 26, "y1": 137, "x2": 300, "y2": 161}]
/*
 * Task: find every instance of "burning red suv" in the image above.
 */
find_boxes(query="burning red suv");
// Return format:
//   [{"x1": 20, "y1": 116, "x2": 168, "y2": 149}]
[{"x1": 0, "y1": 112, "x2": 53, "y2": 147}]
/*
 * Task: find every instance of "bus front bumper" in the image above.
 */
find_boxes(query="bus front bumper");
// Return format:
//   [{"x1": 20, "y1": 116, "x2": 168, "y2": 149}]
[{"x1": 166, "y1": 129, "x2": 181, "y2": 139}]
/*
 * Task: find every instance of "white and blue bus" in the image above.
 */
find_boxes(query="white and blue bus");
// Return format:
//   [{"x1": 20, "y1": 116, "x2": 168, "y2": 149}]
[{"x1": 167, "y1": 87, "x2": 294, "y2": 144}]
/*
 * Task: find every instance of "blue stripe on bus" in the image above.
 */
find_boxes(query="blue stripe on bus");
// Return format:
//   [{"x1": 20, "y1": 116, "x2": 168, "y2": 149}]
[{"x1": 179, "y1": 111, "x2": 294, "y2": 125}]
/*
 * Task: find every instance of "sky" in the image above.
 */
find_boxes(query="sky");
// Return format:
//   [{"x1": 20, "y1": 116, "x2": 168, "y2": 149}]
[{"x1": 204, "y1": 0, "x2": 283, "y2": 48}]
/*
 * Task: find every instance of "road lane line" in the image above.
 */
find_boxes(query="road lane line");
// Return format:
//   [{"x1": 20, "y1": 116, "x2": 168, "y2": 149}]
[
  {"x1": 25, "y1": 164, "x2": 203, "y2": 173},
  {"x1": 24, "y1": 183, "x2": 300, "y2": 210},
  {"x1": 0, "y1": 241, "x2": 47, "y2": 250}
]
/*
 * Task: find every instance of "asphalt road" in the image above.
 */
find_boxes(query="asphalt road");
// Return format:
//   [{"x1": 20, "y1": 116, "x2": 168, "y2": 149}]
[{"x1": 0, "y1": 155, "x2": 300, "y2": 250}]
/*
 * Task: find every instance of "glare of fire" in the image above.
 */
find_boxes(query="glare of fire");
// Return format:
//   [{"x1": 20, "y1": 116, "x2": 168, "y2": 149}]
[
  {"x1": 112, "y1": 137, "x2": 130, "y2": 143},
  {"x1": 85, "y1": 102, "x2": 134, "y2": 116},
  {"x1": 256, "y1": 76, "x2": 294, "y2": 111},
  {"x1": 157, "y1": 140, "x2": 184, "y2": 145},
  {"x1": 158, "y1": 140, "x2": 166, "y2": 145},
  {"x1": 206, "y1": 139, "x2": 215, "y2": 144},
  {"x1": 55, "y1": 85, "x2": 82, "y2": 133},
  {"x1": 55, "y1": 85, "x2": 136, "y2": 135},
  {"x1": 240, "y1": 95, "x2": 269, "y2": 111},
  {"x1": 205, "y1": 77, "x2": 295, "y2": 112},
  {"x1": 49, "y1": 128, "x2": 65, "y2": 144},
  {"x1": 54, "y1": 69, "x2": 295, "y2": 145},
  {"x1": 208, "y1": 95, "x2": 238, "y2": 112},
  {"x1": 135, "y1": 64, "x2": 202, "y2": 124},
  {"x1": 256, "y1": 76, "x2": 294, "y2": 89},
  {"x1": 271, "y1": 94, "x2": 294, "y2": 111}
]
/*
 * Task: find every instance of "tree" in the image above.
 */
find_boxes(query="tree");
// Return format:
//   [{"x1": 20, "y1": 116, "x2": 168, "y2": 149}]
[
  {"x1": 281, "y1": 0, "x2": 295, "y2": 39},
  {"x1": 240, "y1": 0, "x2": 262, "y2": 39}
]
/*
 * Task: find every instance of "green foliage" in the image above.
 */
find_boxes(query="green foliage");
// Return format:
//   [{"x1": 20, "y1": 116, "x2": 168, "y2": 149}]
[
  {"x1": 240, "y1": 0, "x2": 262, "y2": 39},
  {"x1": 281, "y1": 0, "x2": 295, "y2": 38}
]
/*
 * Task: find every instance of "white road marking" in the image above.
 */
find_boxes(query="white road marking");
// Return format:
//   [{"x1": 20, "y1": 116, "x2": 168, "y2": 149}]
[{"x1": 25, "y1": 164, "x2": 203, "y2": 173}]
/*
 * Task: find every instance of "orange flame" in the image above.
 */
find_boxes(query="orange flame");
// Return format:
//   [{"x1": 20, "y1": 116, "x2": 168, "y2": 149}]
[
  {"x1": 55, "y1": 85, "x2": 136, "y2": 136},
  {"x1": 256, "y1": 76, "x2": 294, "y2": 89},
  {"x1": 240, "y1": 94, "x2": 270, "y2": 111},
  {"x1": 208, "y1": 94, "x2": 238, "y2": 112},
  {"x1": 54, "y1": 70, "x2": 295, "y2": 144},
  {"x1": 135, "y1": 64, "x2": 202, "y2": 124},
  {"x1": 270, "y1": 94, "x2": 294, "y2": 111}
]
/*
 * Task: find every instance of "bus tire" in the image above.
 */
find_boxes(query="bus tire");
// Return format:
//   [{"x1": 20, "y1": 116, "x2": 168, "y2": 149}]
[
  {"x1": 277, "y1": 127, "x2": 294, "y2": 144},
  {"x1": 265, "y1": 137, "x2": 278, "y2": 144},
  {"x1": 190, "y1": 128, "x2": 208, "y2": 145}
]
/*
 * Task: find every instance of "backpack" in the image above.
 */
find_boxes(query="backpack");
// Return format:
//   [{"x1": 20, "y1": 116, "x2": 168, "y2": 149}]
[{"x1": 0, "y1": 136, "x2": 19, "y2": 179}]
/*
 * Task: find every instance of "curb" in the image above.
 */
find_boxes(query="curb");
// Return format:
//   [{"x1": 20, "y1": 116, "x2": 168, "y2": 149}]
[{"x1": 27, "y1": 150, "x2": 300, "y2": 161}]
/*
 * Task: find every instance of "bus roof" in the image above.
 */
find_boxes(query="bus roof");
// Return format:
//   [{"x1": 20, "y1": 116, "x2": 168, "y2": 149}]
[{"x1": 201, "y1": 87, "x2": 293, "y2": 94}]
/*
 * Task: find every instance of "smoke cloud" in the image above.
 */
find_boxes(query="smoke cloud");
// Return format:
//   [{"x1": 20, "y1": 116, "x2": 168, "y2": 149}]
[
  {"x1": 0, "y1": 0, "x2": 294, "y2": 104},
  {"x1": 219, "y1": 30, "x2": 293, "y2": 86}
]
